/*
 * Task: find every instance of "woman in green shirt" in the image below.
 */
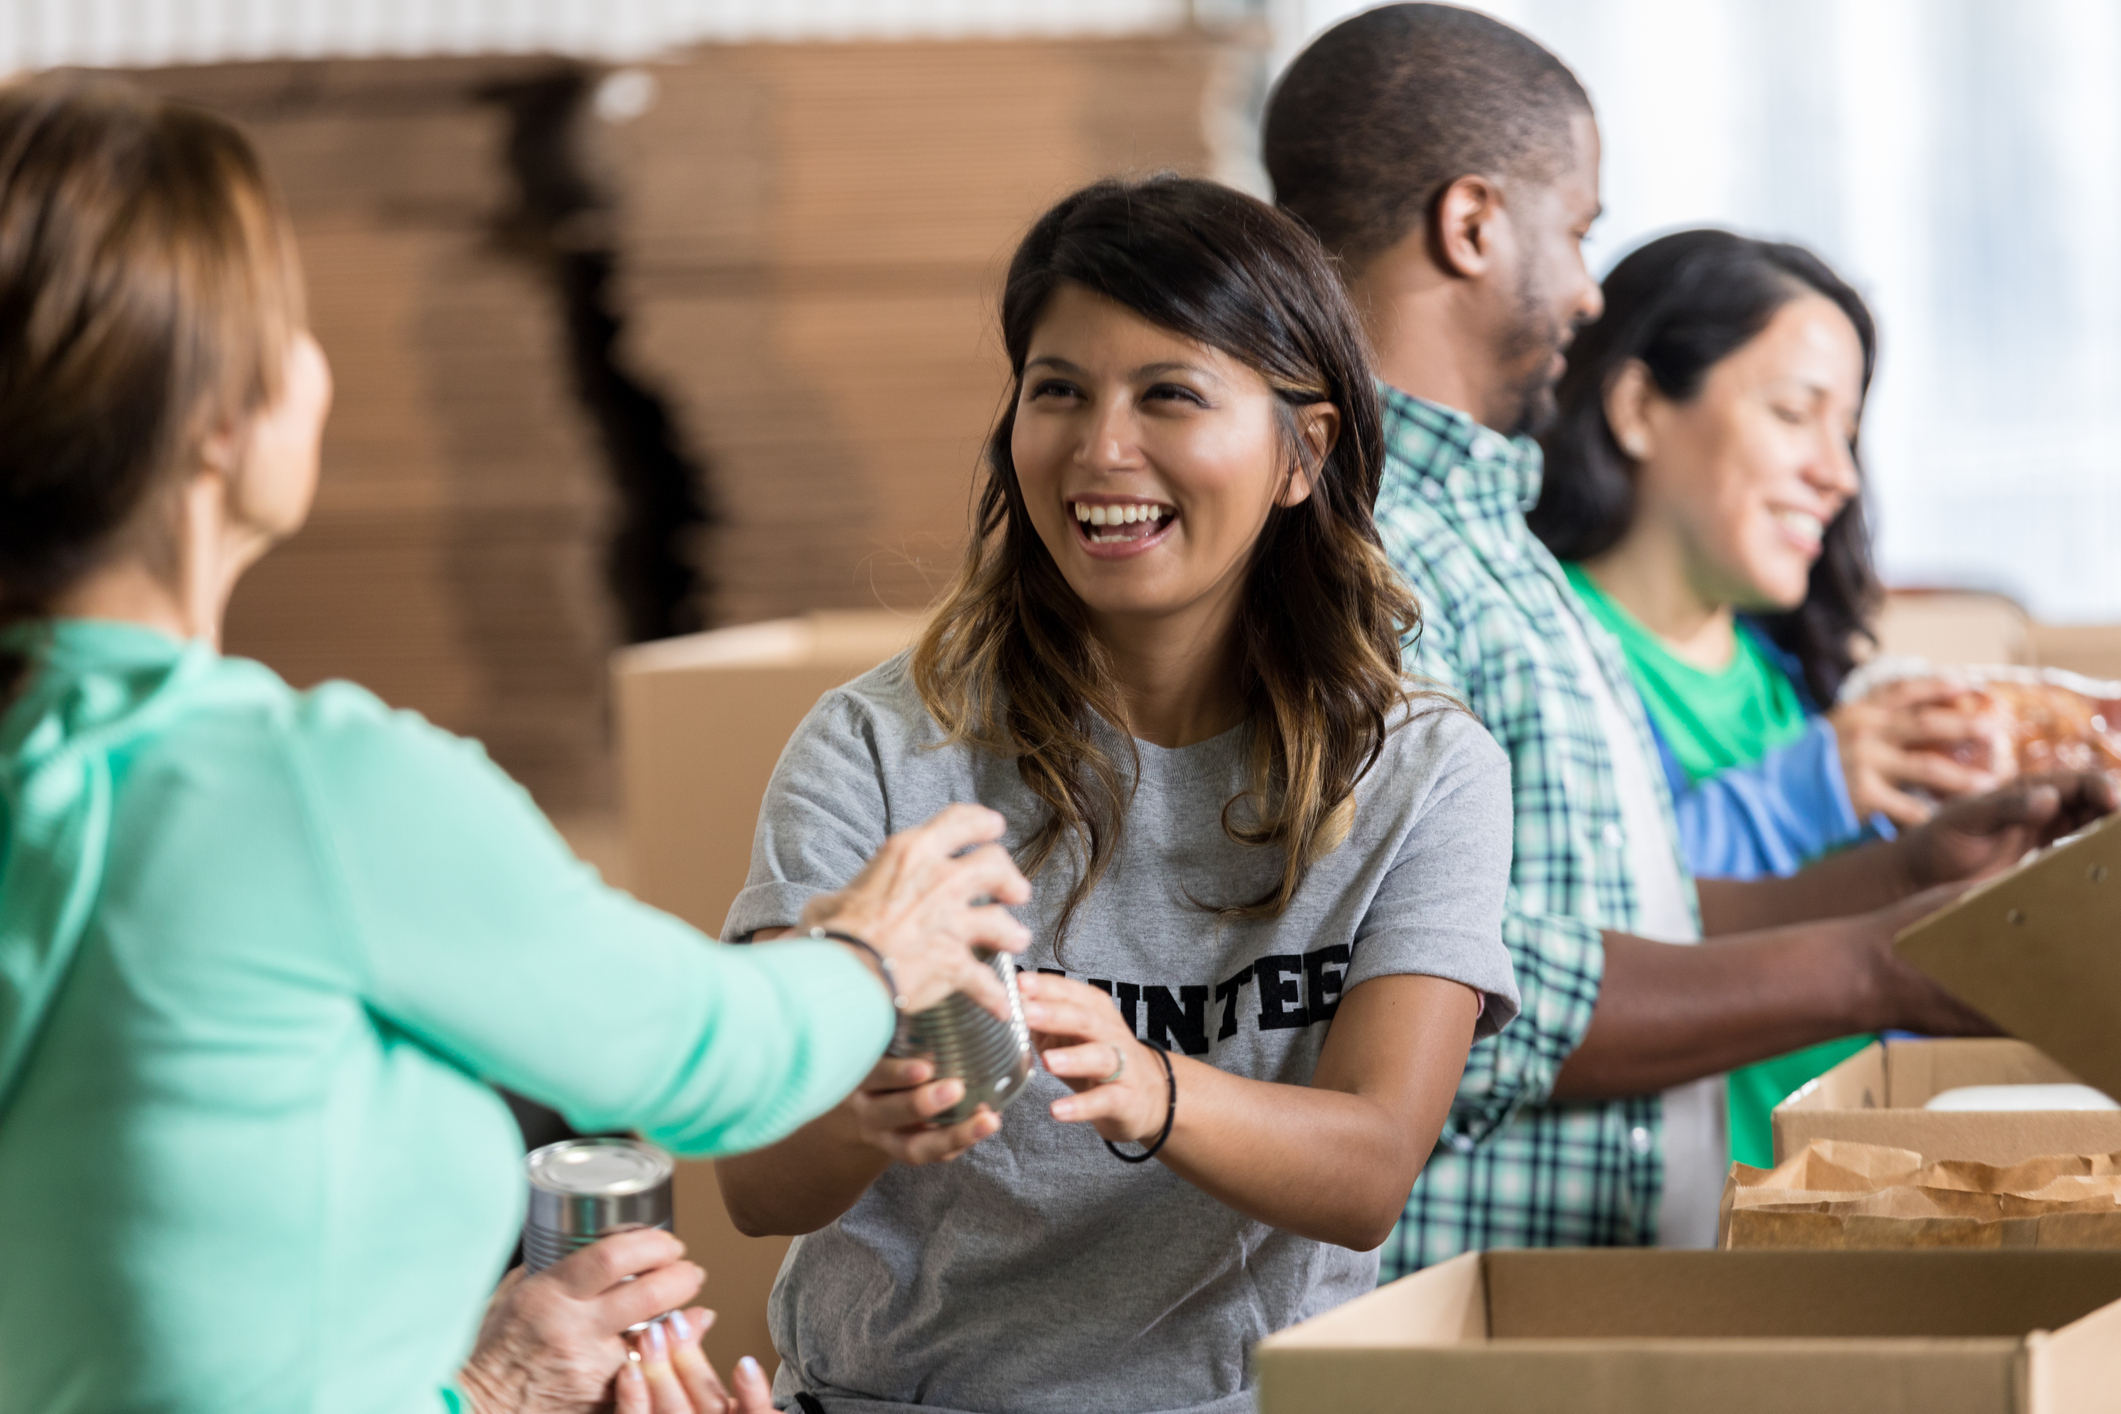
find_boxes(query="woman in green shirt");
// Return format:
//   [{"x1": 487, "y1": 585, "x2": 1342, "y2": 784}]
[
  {"x1": 0, "y1": 79, "x2": 1029, "y2": 1414},
  {"x1": 1528, "y1": 230, "x2": 1990, "y2": 1168}
]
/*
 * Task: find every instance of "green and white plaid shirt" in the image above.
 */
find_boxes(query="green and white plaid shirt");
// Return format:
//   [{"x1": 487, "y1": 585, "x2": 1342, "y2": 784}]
[{"x1": 1373, "y1": 385, "x2": 1701, "y2": 1276}]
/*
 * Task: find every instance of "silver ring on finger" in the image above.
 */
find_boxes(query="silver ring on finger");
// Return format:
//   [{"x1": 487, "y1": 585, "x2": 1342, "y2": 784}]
[{"x1": 1100, "y1": 1045, "x2": 1127, "y2": 1086}]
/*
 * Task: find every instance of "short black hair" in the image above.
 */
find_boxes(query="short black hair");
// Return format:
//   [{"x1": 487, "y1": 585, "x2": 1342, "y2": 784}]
[
  {"x1": 1527, "y1": 229, "x2": 1880, "y2": 705},
  {"x1": 1265, "y1": 3, "x2": 1591, "y2": 270}
]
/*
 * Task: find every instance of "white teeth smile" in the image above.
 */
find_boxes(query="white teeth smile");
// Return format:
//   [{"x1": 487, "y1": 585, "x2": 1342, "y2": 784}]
[
  {"x1": 1072, "y1": 500, "x2": 1174, "y2": 543},
  {"x1": 1772, "y1": 508, "x2": 1825, "y2": 544}
]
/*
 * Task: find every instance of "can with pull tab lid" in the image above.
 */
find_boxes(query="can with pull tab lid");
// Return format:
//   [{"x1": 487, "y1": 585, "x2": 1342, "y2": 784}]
[{"x1": 522, "y1": 1137, "x2": 676, "y2": 1310}]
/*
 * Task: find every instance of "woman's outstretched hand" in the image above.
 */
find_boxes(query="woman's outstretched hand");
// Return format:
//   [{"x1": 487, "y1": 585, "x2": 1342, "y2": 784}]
[
  {"x1": 1829, "y1": 678, "x2": 2000, "y2": 825},
  {"x1": 798, "y1": 803, "x2": 1032, "y2": 1018},
  {"x1": 1019, "y1": 972, "x2": 1170, "y2": 1148}
]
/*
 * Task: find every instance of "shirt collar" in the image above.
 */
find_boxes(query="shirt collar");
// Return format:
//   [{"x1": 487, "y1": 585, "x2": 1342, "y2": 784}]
[{"x1": 1377, "y1": 382, "x2": 1545, "y2": 516}]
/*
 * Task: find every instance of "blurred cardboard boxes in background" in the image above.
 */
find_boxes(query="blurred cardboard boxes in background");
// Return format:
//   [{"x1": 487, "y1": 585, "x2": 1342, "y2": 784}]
[
  {"x1": 613, "y1": 609, "x2": 923, "y2": 939},
  {"x1": 117, "y1": 32, "x2": 1236, "y2": 824}
]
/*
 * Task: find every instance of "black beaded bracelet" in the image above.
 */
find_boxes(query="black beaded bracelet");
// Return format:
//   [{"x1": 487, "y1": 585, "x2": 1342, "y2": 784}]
[
  {"x1": 808, "y1": 927, "x2": 907, "y2": 1011},
  {"x1": 1104, "y1": 1042, "x2": 1176, "y2": 1164}
]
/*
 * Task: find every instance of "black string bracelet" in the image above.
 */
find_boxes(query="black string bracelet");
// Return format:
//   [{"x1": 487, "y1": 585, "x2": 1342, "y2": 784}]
[
  {"x1": 1105, "y1": 1042, "x2": 1176, "y2": 1164},
  {"x1": 807, "y1": 927, "x2": 907, "y2": 1011}
]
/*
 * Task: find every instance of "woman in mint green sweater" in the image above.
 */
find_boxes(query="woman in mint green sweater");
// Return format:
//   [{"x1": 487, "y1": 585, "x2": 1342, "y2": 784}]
[{"x1": 0, "y1": 80, "x2": 1029, "y2": 1414}]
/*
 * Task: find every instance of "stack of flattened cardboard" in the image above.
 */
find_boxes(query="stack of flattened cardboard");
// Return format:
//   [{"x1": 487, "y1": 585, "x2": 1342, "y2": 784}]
[
  {"x1": 606, "y1": 36, "x2": 1239, "y2": 628},
  {"x1": 119, "y1": 58, "x2": 621, "y2": 814}
]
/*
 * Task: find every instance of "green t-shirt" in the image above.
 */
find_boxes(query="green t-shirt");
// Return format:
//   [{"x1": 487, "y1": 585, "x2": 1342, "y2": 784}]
[
  {"x1": 1562, "y1": 563, "x2": 1809, "y2": 783},
  {"x1": 1563, "y1": 565, "x2": 1872, "y2": 1169}
]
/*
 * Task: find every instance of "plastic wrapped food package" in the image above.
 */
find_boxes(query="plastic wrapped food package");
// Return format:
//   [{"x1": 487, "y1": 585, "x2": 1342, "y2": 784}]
[{"x1": 1839, "y1": 658, "x2": 2121, "y2": 780}]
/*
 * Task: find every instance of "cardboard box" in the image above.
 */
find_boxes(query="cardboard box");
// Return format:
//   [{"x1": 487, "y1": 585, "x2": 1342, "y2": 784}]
[
  {"x1": 611, "y1": 609, "x2": 919, "y2": 1376},
  {"x1": 1769, "y1": 811, "x2": 2121, "y2": 1171},
  {"x1": 1254, "y1": 1249, "x2": 2121, "y2": 1413},
  {"x1": 612, "y1": 609, "x2": 923, "y2": 940},
  {"x1": 1896, "y1": 811, "x2": 2121, "y2": 1108},
  {"x1": 2031, "y1": 622, "x2": 2121, "y2": 683},
  {"x1": 1874, "y1": 589, "x2": 2035, "y2": 668},
  {"x1": 1774, "y1": 1039, "x2": 2121, "y2": 1167}
]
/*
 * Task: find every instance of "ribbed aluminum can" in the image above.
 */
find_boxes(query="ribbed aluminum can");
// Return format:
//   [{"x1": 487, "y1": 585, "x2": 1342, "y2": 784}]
[
  {"x1": 888, "y1": 948, "x2": 1035, "y2": 1126},
  {"x1": 522, "y1": 1137, "x2": 675, "y2": 1281}
]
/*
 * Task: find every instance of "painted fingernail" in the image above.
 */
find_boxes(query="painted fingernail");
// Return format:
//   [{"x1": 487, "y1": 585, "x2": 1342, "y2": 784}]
[
  {"x1": 738, "y1": 1356, "x2": 763, "y2": 1381},
  {"x1": 645, "y1": 1319, "x2": 668, "y2": 1358},
  {"x1": 667, "y1": 1309, "x2": 690, "y2": 1341}
]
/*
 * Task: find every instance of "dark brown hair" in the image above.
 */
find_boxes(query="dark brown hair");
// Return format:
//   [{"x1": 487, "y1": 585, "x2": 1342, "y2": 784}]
[
  {"x1": 0, "y1": 77, "x2": 305, "y2": 689},
  {"x1": 913, "y1": 176, "x2": 1423, "y2": 944},
  {"x1": 1265, "y1": 2, "x2": 1590, "y2": 271},
  {"x1": 1528, "y1": 228, "x2": 1880, "y2": 704}
]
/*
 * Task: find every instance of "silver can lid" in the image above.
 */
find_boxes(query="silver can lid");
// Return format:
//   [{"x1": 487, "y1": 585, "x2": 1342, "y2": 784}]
[{"x1": 527, "y1": 1138, "x2": 675, "y2": 1197}]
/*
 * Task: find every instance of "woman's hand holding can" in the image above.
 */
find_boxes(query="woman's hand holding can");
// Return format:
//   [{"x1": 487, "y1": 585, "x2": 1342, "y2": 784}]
[{"x1": 798, "y1": 803, "x2": 1032, "y2": 1018}]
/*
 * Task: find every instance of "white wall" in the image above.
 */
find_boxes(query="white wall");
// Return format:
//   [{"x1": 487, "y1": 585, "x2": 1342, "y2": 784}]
[{"x1": 1283, "y1": 1, "x2": 2121, "y2": 623}]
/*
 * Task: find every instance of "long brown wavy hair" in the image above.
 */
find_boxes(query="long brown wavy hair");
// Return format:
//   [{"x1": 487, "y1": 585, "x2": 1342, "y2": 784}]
[{"x1": 913, "y1": 176, "x2": 1423, "y2": 944}]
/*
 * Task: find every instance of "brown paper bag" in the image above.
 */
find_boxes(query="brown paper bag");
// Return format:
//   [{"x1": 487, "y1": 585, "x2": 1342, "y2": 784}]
[{"x1": 1718, "y1": 1140, "x2": 2121, "y2": 1250}]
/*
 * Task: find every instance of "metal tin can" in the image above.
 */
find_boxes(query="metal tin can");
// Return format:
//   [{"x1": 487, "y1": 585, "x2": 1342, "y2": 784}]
[
  {"x1": 888, "y1": 948, "x2": 1035, "y2": 1127},
  {"x1": 522, "y1": 1137, "x2": 675, "y2": 1279}
]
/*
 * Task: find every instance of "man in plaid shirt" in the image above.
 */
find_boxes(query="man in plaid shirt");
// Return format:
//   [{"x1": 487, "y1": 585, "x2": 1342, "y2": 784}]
[{"x1": 1266, "y1": 3, "x2": 2119, "y2": 1277}]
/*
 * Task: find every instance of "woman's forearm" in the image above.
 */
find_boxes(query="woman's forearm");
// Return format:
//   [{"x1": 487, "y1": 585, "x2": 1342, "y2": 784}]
[
  {"x1": 714, "y1": 1103, "x2": 890, "y2": 1237},
  {"x1": 1151, "y1": 1064, "x2": 1443, "y2": 1250},
  {"x1": 1137, "y1": 977, "x2": 1477, "y2": 1251}
]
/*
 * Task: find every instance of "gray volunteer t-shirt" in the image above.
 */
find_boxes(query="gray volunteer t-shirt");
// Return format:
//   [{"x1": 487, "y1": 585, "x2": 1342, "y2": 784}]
[{"x1": 726, "y1": 654, "x2": 1517, "y2": 1414}]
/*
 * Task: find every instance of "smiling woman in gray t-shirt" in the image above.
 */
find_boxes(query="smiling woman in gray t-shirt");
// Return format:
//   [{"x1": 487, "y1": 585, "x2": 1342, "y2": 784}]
[{"x1": 716, "y1": 176, "x2": 1518, "y2": 1414}]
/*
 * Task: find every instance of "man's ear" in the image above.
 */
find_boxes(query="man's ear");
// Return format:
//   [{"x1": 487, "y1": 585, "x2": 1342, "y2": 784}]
[
  {"x1": 1428, "y1": 174, "x2": 1504, "y2": 280},
  {"x1": 1603, "y1": 360, "x2": 1659, "y2": 463},
  {"x1": 1281, "y1": 402, "x2": 1340, "y2": 507},
  {"x1": 197, "y1": 416, "x2": 242, "y2": 479}
]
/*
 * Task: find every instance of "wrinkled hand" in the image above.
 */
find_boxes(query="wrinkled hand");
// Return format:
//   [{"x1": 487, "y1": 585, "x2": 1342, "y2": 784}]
[
  {"x1": 1829, "y1": 678, "x2": 2000, "y2": 826},
  {"x1": 1847, "y1": 884, "x2": 2001, "y2": 1036},
  {"x1": 845, "y1": 1054, "x2": 1002, "y2": 1165},
  {"x1": 1894, "y1": 770, "x2": 2120, "y2": 891},
  {"x1": 1019, "y1": 973, "x2": 1169, "y2": 1147},
  {"x1": 800, "y1": 803, "x2": 1032, "y2": 1018},
  {"x1": 617, "y1": 1310, "x2": 775, "y2": 1414},
  {"x1": 457, "y1": 1229, "x2": 705, "y2": 1414}
]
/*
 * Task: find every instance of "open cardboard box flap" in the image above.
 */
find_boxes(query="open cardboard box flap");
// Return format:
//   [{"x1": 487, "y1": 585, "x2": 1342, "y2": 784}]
[
  {"x1": 1773, "y1": 1038, "x2": 2121, "y2": 1166},
  {"x1": 1255, "y1": 1250, "x2": 2121, "y2": 1412},
  {"x1": 1896, "y1": 811, "x2": 2121, "y2": 1106}
]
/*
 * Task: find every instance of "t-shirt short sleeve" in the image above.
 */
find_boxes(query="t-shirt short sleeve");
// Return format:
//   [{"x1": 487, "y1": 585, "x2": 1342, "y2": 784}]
[
  {"x1": 1343, "y1": 706, "x2": 1520, "y2": 1039},
  {"x1": 724, "y1": 688, "x2": 894, "y2": 940}
]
